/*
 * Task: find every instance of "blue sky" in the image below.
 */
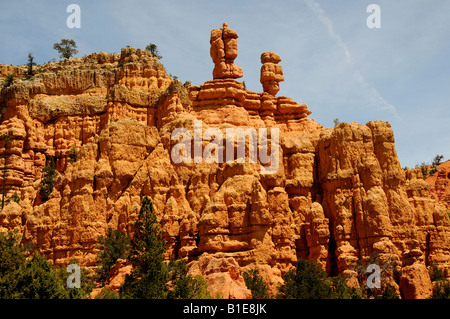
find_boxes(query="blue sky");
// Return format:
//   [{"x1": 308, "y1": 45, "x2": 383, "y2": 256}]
[{"x1": 0, "y1": 0, "x2": 449, "y2": 168}]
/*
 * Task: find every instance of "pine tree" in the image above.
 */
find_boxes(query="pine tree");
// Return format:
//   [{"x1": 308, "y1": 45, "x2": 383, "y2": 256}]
[
  {"x1": 25, "y1": 53, "x2": 36, "y2": 79},
  {"x1": 243, "y1": 269, "x2": 271, "y2": 299},
  {"x1": 167, "y1": 259, "x2": 211, "y2": 299},
  {"x1": 96, "y1": 227, "x2": 131, "y2": 284},
  {"x1": 278, "y1": 258, "x2": 334, "y2": 299},
  {"x1": 53, "y1": 39, "x2": 78, "y2": 60},
  {"x1": 145, "y1": 43, "x2": 162, "y2": 59},
  {"x1": 120, "y1": 196, "x2": 169, "y2": 298},
  {"x1": 39, "y1": 157, "x2": 57, "y2": 201},
  {"x1": 14, "y1": 254, "x2": 68, "y2": 299}
]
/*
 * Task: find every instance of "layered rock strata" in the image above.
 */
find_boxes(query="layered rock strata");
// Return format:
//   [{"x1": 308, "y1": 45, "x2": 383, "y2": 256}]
[{"x1": 0, "y1": 23, "x2": 448, "y2": 298}]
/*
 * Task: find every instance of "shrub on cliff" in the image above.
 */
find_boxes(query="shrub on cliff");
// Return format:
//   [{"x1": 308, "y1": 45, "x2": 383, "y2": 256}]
[
  {"x1": 145, "y1": 43, "x2": 162, "y2": 59},
  {"x1": 25, "y1": 53, "x2": 36, "y2": 79},
  {"x1": 39, "y1": 157, "x2": 57, "y2": 201},
  {"x1": 2, "y1": 73, "x2": 15, "y2": 88},
  {"x1": 120, "y1": 196, "x2": 169, "y2": 298},
  {"x1": 68, "y1": 144, "x2": 79, "y2": 164}
]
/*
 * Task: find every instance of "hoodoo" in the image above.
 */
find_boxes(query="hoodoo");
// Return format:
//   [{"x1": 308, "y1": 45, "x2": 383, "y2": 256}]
[{"x1": 0, "y1": 23, "x2": 448, "y2": 299}]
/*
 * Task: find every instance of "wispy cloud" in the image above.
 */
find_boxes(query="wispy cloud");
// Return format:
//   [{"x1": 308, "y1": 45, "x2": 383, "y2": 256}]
[{"x1": 303, "y1": 0, "x2": 399, "y2": 119}]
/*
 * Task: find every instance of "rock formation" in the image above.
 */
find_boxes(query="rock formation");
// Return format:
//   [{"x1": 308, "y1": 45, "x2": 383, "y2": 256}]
[
  {"x1": 260, "y1": 51, "x2": 284, "y2": 96},
  {"x1": 210, "y1": 23, "x2": 243, "y2": 80},
  {"x1": 0, "y1": 23, "x2": 448, "y2": 299},
  {"x1": 426, "y1": 161, "x2": 450, "y2": 210}
]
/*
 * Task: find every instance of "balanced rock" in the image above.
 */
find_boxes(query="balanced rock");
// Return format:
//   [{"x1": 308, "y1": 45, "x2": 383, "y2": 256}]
[{"x1": 210, "y1": 23, "x2": 243, "y2": 79}]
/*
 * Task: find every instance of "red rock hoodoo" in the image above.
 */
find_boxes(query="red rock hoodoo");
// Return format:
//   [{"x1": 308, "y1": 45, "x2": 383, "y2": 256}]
[{"x1": 0, "y1": 23, "x2": 448, "y2": 298}]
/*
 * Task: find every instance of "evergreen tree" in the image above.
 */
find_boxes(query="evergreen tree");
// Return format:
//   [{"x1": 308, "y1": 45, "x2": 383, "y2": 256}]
[
  {"x1": 167, "y1": 259, "x2": 211, "y2": 299},
  {"x1": 25, "y1": 53, "x2": 36, "y2": 79},
  {"x1": 96, "y1": 227, "x2": 131, "y2": 284},
  {"x1": 39, "y1": 157, "x2": 57, "y2": 201},
  {"x1": 430, "y1": 279, "x2": 450, "y2": 299},
  {"x1": 58, "y1": 258, "x2": 95, "y2": 299},
  {"x1": 243, "y1": 268, "x2": 271, "y2": 299},
  {"x1": 120, "y1": 196, "x2": 169, "y2": 298},
  {"x1": 378, "y1": 285, "x2": 399, "y2": 299},
  {"x1": 278, "y1": 258, "x2": 334, "y2": 299},
  {"x1": 14, "y1": 254, "x2": 68, "y2": 299},
  {"x1": 145, "y1": 43, "x2": 162, "y2": 59},
  {"x1": 53, "y1": 39, "x2": 78, "y2": 59},
  {"x1": 0, "y1": 231, "x2": 26, "y2": 298},
  {"x1": 331, "y1": 275, "x2": 364, "y2": 299}
]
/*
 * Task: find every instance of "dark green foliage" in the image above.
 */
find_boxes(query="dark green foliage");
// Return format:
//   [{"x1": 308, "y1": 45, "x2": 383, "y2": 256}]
[
  {"x1": 53, "y1": 39, "x2": 78, "y2": 59},
  {"x1": 0, "y1": 231, "x2": 26, "y2": 297},
  {"x1": 0, "y1": 232, "x2": 65, "y2": 298},
  {"x1": 428, "y1": 262, "x2": 450, "y2": 299},
  {"x1": 430, "y1": 279, "x2": 450, "y2": 299},
  {"x1": 25, "y1": 53, "x2": 36, "y2": 79},
  {"x1": 167, "y1": 259, "x2": 211, "y2": 299},
  {"x1": 68, "y1": 144, "x2": 79, "y2": 164},
  {"x1": 145, "y1": 43, "x2": 162, "y2": 59},
  {"x1": 39, "y1": 157, "x2": 57, "y2": 201},
  {"x1": 421, "y1": 165, "x2": 429, "y2": 179},
  {"x1": 429, "y1": 262, "x2": 446, "y2": 282},
  {"x1": 0, "y1": 231, "x2": 94, "y2": 299},
  {"x1": 3, "y1": 73, "x2": 15, "y2": 88},
  {"x1": 59, "y1": 258, "x2": 95, "y2": 299},
  {"x1": 378, "y1": 285, "x2": 399, "y2": 299},
  {"x1": 120, "y1": 196, "x2": 169, "y2": 298},
  {"x1": 95, "y1": 287, "x2": 120, "y2": 299},
  {"x1": 96, "y1": 227, "x2": 131, "y2": 284},
  {"x1": 430, "y1": 154, "x2": 445, "y2": 175},
  {"x1": 331, "y1": 275, "x2": 364, "y2": 299},
  {"x1": 14, "y1": 254, "x2": 68, "y2": 299},
  {"x1": 8, "y1": 192, "x2": 20, "y2": 204},
  {"x1": 243, "y1": 268, "x2": 271, "y2": 299},
  {"x1": 278, "y1": 258, "x2": 334, "y2": 299},
  {"x1": 432, "y1": 154, "x2": 444, "y2": 167}
]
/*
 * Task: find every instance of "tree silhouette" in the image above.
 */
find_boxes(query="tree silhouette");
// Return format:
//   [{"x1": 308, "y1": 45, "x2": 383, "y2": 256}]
[
  {"x1": 145, "y1": 43, "x2": 162, "y2": 59},
  {"x1": 53, "y1": 39, "x2": 78, "y2": 59}
]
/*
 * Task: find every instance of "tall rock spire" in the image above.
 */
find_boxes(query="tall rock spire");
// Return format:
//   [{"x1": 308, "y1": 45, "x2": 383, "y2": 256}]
[{"x1": 210, "y1": 22, "x2": 243, "y2": 79}]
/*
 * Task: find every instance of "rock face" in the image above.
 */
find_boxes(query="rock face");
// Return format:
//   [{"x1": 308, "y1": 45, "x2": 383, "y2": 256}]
[
  {"x1": 210, "y1": 23, "x2": 243, "y2": 79},
  {"x1": 260, "y1": 52, "x2": 284, "y2": 96},
  {"x1": 426, "y1": 161, "x2": 450, "y2": 210},
  {"x1": 0, "y1": 23, "x2": 448, "y2": 299}
]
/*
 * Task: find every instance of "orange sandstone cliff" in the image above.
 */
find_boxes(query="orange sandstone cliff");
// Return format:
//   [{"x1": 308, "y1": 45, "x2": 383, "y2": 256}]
[{"x1": 0, "y1": 23, "x2": 448, "y2": 299}]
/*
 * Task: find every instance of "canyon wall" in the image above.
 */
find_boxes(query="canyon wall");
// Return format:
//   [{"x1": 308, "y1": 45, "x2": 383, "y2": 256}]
[{"x1": 0, "y1": 24, "x2": 448, "y2": 299}]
